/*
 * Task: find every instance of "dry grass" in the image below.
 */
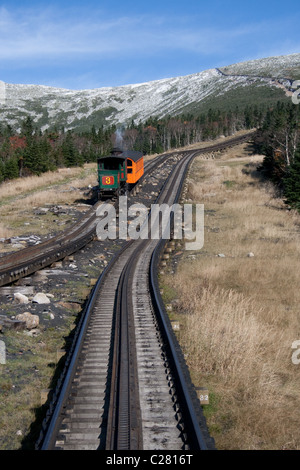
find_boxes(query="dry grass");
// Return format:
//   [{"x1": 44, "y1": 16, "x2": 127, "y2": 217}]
[
  {"x1": 0, "y1": 223, "x2": 14, "y2": 239},
  {"x1": 0, "y1": 164, "x2": 98, "y2": 239},
  {"x1": 0, "y1": 165, "x2": 95, "y2": 201},
  {"x1": 162, "y1": 144, "x2": 300, "y2": 449}
]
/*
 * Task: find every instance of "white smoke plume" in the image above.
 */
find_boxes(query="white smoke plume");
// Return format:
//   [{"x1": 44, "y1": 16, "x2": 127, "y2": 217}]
[{"x1": 114, "y1": 127, "x2": 126, "y2": 149}]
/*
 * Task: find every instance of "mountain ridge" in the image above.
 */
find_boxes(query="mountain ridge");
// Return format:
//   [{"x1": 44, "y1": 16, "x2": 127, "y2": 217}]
[{"x1": 0, "y1": 53, "x2": 299, "y2": 132}]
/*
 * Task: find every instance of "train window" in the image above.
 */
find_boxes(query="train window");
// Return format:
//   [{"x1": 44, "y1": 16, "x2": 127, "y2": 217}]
[
  {"x1": 99, "y1": 157, "x2": 126, "y2": 170},
  {"x1": 104, "y1": 161, "x2": 119, "y2": 170},
  {"x1": 127, "y1": 168, "x2": 133, "y2": 173}
]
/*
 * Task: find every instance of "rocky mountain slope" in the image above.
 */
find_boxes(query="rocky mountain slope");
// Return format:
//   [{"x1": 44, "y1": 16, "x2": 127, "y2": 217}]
[{"x1": 0, "y1": 53, "x2": 299, "y2": 132}]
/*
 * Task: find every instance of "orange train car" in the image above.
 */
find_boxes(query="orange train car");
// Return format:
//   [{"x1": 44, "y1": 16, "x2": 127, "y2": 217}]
[{"x1": 124, "y1": 150, "x2": 144, "y2": 185}]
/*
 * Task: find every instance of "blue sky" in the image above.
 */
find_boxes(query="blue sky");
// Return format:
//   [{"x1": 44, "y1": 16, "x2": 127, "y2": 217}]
[{"x1": 0, "y1": 0, "x2": 299, "y2": 89}]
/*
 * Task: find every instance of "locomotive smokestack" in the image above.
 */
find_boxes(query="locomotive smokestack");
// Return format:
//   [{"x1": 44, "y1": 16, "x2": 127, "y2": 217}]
[{"x1": 111, "y1": 147, "x2": 123, "y2": 156}]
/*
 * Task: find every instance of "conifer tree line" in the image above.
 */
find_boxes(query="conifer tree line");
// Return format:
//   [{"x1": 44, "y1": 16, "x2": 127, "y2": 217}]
[
  {"x1": 1, "y1": 101, "x2": 299, "y2": 211},
  {"x1": 0, "y1": 117, "x2": 113, "y2": 181},
  {"x1": 255, "y1": 101, "x2": 300, "y2": 210},
  {"x1": 0, "y1": 104, "x2": 266, "y2": 183}
]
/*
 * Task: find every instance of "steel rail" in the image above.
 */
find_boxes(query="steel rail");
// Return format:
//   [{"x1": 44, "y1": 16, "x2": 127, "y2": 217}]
[
  {"x1": 104, "y1": 150, "x2": 194, "y2": 450},
  {"x1": 147, "y1": 134, "x2": 257, "y2": 449},
  {"x1": 37, "y1": 150, "x2": 194, "y2": 450},
  {"x1": 0, "y1": 131, "x2": 255, "y2": 287},
  {"x1": 105, "y1": 253, "x2": 142, "y2": 450},
  {"x1": 148, "y1": 152, "x2": 215, "y2": 450},
  {"x1": 0, "y1": 153, "x2": 168, "y2": 286},
  {"x1": 35, "y1": 131, "x2": 255, "y2": 450},
  {"x1": 37, "y1": 147, "x2": 185, "y2": 450},
  {"x1": 37, "y1": 237, "x2": 135, "y2": 450}
]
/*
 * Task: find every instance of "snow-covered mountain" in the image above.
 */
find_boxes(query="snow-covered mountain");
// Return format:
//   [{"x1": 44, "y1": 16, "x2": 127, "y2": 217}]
[{"x1": 0, "y1": 53, "x2": 299, "y2": 132}]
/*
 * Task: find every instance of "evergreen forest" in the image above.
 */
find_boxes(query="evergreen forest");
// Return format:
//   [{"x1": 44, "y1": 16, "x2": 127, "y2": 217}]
[{"x1": 0, "y1": 100, "x2": 299, "y2": 210}]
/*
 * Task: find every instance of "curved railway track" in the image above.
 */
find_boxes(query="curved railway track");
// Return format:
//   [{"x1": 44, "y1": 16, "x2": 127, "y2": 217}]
[
  {"x1": 0, "y1": 153, "x2": 169, "y2": 286},
  {"x1": 34, "y1": 131, "x2": 256, "y2": 451},
  {"x1": 0, "y1": 131, "x2": 255, "y2": 288},
  {"x1": 37, "y1": 148, "x2": 212, "y2": 450},
  {"x1": 0, "y1": 132, "x2": 255, "y2": 450}
]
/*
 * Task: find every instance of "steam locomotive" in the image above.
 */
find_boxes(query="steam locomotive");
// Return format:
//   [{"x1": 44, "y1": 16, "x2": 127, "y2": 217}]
[{"x1": 97, "y1": 147, "x2": 144, "y2": 198}]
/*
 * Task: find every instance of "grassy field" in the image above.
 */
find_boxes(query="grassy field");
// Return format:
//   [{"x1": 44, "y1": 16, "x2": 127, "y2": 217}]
[
  {"x1": 161, "y1": 142, "x2": 300, "y2": 449},
  {"x1": 0, "y1": 164, "x2": 98, "y2": 242}
]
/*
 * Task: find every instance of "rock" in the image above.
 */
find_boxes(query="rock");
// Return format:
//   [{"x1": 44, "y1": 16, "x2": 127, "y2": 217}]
[
  {"x1": 28, "y1": 235, "x2": 42, "y2": 245},
  {"x1": 0, "y1": 286, "x2": 34, "y2": 296},
  {"x1": 57, "y1": 301, "x2": 82, "y2": 313},
  {"x1": 32, "y1": 271, "x2": 48, "y2": 282},
  {"x1": 247, "y1": 252, "x2": 255, "y2": 257},
  {"x1": 16, "y1": 312, "x2": 39, "y2": 329},
  {"x1": 51, "y1": 205, "x2": 68, "y2": 214},
  {"x1": 0, "y1": 315, "x2": 26, "y2": 331},
  {"x1": 0, "y1": 340, "x2": 6, "y2": 364},
  {"x1": 14, "y1": 293, "x2": 29, "y2": 304},
  {"x1": 50, "y1": 261, "x2": 63, "y2": 268},
  {"x1": 25, "y1": 329, "x2": 41, "y2": 336},
  {"x1": 34, "y1": 208, "x2": 49, "y2": 215},
  {"x1": 32, "y1": 293, "x2": 51, "y2": 304},
  {"x1": 217, "y1": 253, "x2": 226, "y2": 257}
]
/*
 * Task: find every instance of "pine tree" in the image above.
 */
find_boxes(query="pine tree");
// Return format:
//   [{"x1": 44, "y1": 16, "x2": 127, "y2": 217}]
[
  {"x1": 4, "y1": 157, "x2": 19, "y2": 180},
  {"x1": 284, "y1": 145, "x2": 300, "y2": 211},
  {"x1": 62, "y1": 131, "x2": 83, "y2": 167},
  {"x1": 21, "y1": 116, "x2": 34, "y2": 140}
]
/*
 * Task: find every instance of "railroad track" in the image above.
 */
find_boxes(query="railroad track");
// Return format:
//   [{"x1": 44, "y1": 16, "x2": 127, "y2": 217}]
[
  {"x1": 0, "y1": 152, "x2": 169, "y2": 287},
  {"x1": 36, "y1": 131, "x2": 256, "y2": 451},
  {"x1": 2, "y1": 132, "x2": 255, "y2": 450},
  {"x1": 0, "y1": 131, "x2": 255, "y2": 288},
  {"x1": 36, "y1": 146, "x2": 215, "y2": 450}
]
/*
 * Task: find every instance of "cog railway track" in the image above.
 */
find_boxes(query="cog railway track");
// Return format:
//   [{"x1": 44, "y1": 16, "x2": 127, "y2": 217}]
[{"x1": 0, "y1": 132, "x2": 255, "y2": 450}]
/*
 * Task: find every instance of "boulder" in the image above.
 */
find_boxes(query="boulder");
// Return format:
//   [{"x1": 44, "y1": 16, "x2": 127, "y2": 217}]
[
  {"x1": 14, "y1": 293, "x2": 29, "y2": 304},
  {"x1": 32, "y1": 293, "x2": 51, "y2": 304},
  {"x1": 16, "y1": 312, "x2": 39, "y2": 329}
]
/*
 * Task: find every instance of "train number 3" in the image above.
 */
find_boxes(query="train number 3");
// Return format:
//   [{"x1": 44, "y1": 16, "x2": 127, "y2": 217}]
[{"x1": 102, "y1": 176, "x2": 114, "y2": 185}]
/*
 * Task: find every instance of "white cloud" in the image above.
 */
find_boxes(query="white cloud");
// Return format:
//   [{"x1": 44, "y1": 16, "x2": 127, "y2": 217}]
[
  {"x1": 0, "y1": 7, "x2": 147, "y2": 60},
  {"x1": 0, "y1": 4, "x2": 298, "y2": 89},
  {"x1": 0, "y1": 5, "x2": 293, "y2": 62}
]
